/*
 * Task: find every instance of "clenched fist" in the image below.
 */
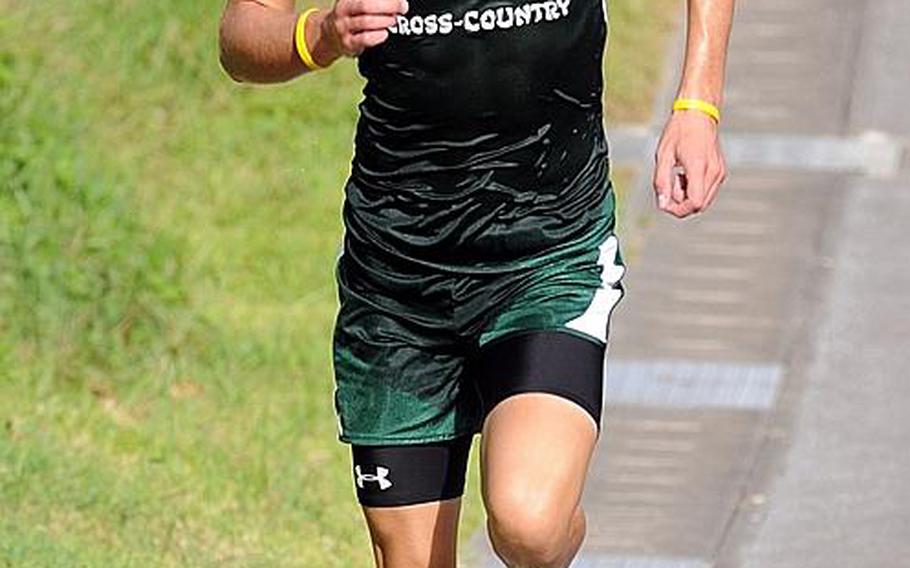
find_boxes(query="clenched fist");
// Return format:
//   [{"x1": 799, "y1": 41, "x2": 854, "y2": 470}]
[{"x1": 652, "y1": 110, "x2": 727, "y2": 218}]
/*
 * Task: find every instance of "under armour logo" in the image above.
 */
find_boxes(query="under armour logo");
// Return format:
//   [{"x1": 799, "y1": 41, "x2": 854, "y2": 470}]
[{"x1": 355, "y1": 465, "x2": 393, "y2": 491}]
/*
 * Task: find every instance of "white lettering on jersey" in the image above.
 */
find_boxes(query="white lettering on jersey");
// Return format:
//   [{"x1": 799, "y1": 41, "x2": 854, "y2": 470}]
[{"x1": 388, "y1": 0, "x2": 572, "y2": 36}]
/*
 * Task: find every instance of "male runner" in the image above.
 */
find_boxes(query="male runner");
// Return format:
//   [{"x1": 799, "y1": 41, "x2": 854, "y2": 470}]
[{"x1": 219, "y1": 0, "x2": 731, "y2": 565}]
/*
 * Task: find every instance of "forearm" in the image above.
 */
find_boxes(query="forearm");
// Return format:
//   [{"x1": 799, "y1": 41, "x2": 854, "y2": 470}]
[
  {"x1": 676, "y1": 0, "x2": 735, "y2": 106},
  {"x1": 219, "y1": 1, "x2": 341, "y2": 84},
  {"x1": 652, "y1": 0, "x2": 733, "y2": 218}
]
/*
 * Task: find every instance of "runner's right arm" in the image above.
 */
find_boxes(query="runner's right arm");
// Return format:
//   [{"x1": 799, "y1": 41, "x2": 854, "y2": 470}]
[{"x1": 219, "y1": 0, "x2": 408, "y2": 84}]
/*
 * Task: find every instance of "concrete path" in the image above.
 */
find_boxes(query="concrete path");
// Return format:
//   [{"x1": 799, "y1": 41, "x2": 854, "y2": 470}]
[{"x1": 470, "y1": 0, "x2": 910, "y2": 566}]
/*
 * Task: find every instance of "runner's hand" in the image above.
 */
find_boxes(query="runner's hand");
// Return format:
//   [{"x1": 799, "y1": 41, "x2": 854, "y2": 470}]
[
  {"x1": 652, "y1": 110, "x2": 727, "y2": 218},
  {"x1": 322, "y1": 0, "x2": 408, "y2": 57}
]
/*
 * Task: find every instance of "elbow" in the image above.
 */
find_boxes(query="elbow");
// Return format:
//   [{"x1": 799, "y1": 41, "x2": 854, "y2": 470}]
[
  {"x1": 218, "y1": 20, "x2": 247, "y2": 83},
  {"x1": 219, "y1": 49, "x2": 246, "y2": 83}
]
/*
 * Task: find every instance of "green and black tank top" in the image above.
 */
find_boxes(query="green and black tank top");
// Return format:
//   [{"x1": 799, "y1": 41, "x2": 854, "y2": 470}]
[{"x1": 342, "y1": 0, "x2": 614, "y2": 274}]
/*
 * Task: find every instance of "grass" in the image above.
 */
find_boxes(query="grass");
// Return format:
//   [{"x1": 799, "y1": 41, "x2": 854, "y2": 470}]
[
  {"x1": 605, "y1": 0, "x2": 682, "y2": 123},
  {"x1": 0, "y1": 0, "x2": 678, "y2": 565}
]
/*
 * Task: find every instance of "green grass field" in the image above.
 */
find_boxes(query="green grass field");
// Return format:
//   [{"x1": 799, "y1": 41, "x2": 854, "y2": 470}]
[{"x1": 0, "y1": 1, "x2": 677, "y2": 565}]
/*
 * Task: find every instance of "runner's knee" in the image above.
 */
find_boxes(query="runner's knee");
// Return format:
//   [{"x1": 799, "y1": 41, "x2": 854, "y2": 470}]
[
  {"x1": 485, "y1": 487, "x2": 575, "y2": 565},
  {"x1": 363, "y1": 498, "x2": 461, "y2": 568}
]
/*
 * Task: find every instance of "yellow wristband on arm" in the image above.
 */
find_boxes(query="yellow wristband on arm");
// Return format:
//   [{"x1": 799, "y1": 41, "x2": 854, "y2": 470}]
[
  {"x1": 673, "y1": 98, "x2": 721, "y2": 123},
  {"x1": 295, "y1": 8, "x2": 325, "y2": 71}
]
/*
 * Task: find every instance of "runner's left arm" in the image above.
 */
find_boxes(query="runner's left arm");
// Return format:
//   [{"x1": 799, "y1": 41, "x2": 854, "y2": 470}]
[{"x1": 652, "y1": 0, "x2": 735, "y2": 218}]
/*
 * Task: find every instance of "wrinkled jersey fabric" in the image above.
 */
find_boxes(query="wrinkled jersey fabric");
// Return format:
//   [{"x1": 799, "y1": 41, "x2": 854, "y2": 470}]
[{"x1": 343, "y1": 0, "x2": 612, "y2": 274}]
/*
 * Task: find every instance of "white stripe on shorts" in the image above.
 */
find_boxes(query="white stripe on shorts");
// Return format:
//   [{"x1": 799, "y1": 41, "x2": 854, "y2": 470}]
[{"x1": 564, "y1": 234, "x2": 625, "y2": 344}]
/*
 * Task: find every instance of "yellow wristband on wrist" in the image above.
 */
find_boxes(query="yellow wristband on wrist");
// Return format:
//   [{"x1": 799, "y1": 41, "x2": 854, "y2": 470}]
[
  {"x1": 295, "y1": 8, "x2": 325, "y2": 71},
  {"x1": 673, "y1": 98, "x2": 721, "y2": 123}
]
